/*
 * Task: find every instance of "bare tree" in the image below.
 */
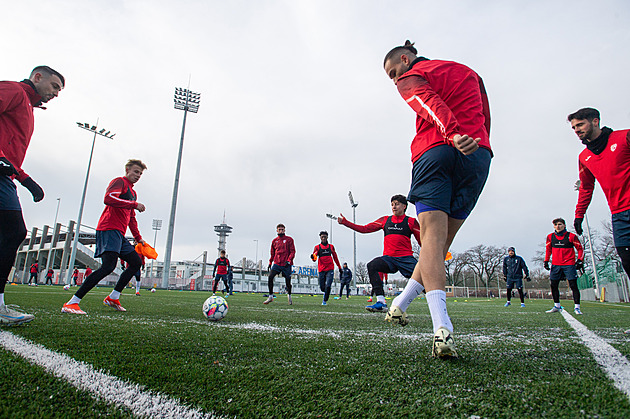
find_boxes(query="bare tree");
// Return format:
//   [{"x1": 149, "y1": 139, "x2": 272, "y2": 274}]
[
  {"x1": 355, "y1": 261, "x2": 369, "y2": 284},
  {"x1": 234, "y1": 259, "x2": 257, "y2": 269}
]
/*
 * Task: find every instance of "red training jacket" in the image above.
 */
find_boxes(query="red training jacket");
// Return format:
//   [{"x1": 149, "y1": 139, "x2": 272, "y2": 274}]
[
  {"x1": 575, "y1": 130, "x2": 630, "y2": 217},
  {"x1": 396, "y1": 59, "x2": 491, "y2": 163},
  {"x1": 96, "y1": 176, "x2": 142, "y2": 242},
  {"x1": 340, "y1": 215, "x2": 420, "y2": 257},
  {"x1": 545, "y1": 230, "x2": 584, "y2": 266},
  {"x1": 312, "y1": 243, "x2": 342, "y2": 272},
  {"x1": 0, "y1": 81, "x2": 42, "y2": 182},
  {"x1": 213, "y1": 257, "x2": 231, "y2": 276},
  {"x1": 269, "y1": 235, "x2": 295, "y2": 266}
]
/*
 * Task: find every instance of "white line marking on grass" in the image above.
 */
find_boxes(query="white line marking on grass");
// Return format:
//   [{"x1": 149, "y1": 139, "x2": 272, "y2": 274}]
[
  {"x1": 561, "y1": 310, "x2": 630, "y2": 400},
  {"x1": 0, "y1": 331, "x2": 219, "y2": 418}
]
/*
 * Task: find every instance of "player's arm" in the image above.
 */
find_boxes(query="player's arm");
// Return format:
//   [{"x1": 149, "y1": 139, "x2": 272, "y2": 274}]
[
  {"x1": 288, "y1": 238, "x2": 296, "y2": 265},
  {"x1": 503, "y1": 258, "x2": 508, "y2": 277},
  {"x1": 212, "y1": 261, "x2": 218, "y2": 277},
  {"x1": 269, "y1": 241, "x2": 275, "y2": 268},
  {"x1": 479, "y1": 76, "x2": 491, "y2": 136},
  {"x1": 103, "y1": 178, "x2": 139, "y2": 209},
  {"x1": 331, "y1": 245, "x2": 342, "y2": 270},
  {"x1": 571, "y1": 233, "x2": 585, "y2": 261},
  {"x1": 544, "y1": 234, "x2": 552, "y2": 265},
  {"x1": 0, "y1": 86, "x2": 25, "y2": 178},
  {"x1": 128, "y1": 210, "x2": 143, "y2": 243},
  {"x1": 338, "y1": 214, "x2": 384, "y2": 234},
  {"x1": 521, "y1": 257, "x2": 530, "y2": 277},
  {"x1": 575, "y1": 161, "x2": 595, "y2": 219}
]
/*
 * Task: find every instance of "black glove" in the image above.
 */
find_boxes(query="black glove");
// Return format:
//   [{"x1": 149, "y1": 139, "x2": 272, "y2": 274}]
[
  {"x1": 574, "y1": 218, "x2": 584, "y2": 235},
  {"x1": 575, "y1": 259, "x2": 584, "y2": 272},
  {"x1": 267, "y1": 264, "x2": 271, "y2": 271},
  {"x1": 0, "y1": 157, "x2": 17, "y2": 176},
  {"x1": 20, "y1": 177, "x2": 44, "y2": 202},
  {"x1": 544, "y1": 261, "x2": 550, "y2": 271},
  {"x1": 525, "y1": 276, "x2": 531, "y2": 282},
  {"x1": 339, "y1": 269, "x2": 343, "y2": 278}
]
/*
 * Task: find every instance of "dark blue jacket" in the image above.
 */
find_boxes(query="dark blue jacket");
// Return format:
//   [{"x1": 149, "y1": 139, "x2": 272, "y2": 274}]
[
  {"x1": 503, "y1": 255, "x2": 529, "y2": 279},
  {"x1": 341, "y1": 267, "x2": 352, "y2": 284}
]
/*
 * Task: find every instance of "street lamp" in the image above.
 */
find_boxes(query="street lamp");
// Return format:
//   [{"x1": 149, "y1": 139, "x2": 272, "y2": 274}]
[
  {"x1": 253, "y1": 239, "x2": 259, "y2": 277},
  {"x1": 348, "y1": 191, "x2": 358, "y2": 289},
  {"x1": 162, "y1": 87, "x2": 200, "y2": 289},
  {"x1": 66, "y1": 122, "x2": 115, "y2": 284},
  {"x1": 151, "y1": 219, "x2": 162, "y2": 279},
  {"x1": 574, "y1": 180, "x2": 600, "y2": 297}
]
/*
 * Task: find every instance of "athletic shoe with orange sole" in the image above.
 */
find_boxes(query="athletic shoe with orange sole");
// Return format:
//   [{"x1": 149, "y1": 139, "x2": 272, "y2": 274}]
[
  {"x1": 61, "y1": 303, "x2": 87, "y2": 315},
  {"x1": 103, "y1": 296, "x2": 127, "y2": 312}
]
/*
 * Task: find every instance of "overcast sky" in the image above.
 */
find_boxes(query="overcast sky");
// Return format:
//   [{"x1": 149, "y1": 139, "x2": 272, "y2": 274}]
[{"x1": 3, "y1": 0, "x2": 629, "y2": 273}]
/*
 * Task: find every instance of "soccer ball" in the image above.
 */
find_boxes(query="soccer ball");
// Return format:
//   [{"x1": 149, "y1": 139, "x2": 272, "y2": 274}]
[
  {"x1": 151, "y1": 288, "x2": 156, "y2": 293},
  {"x1": 202, "y1": 296, "x2": 228, "y2": 321},
  {"x1": 63, "y1": 284, "x2": 70, "y2": 291}
]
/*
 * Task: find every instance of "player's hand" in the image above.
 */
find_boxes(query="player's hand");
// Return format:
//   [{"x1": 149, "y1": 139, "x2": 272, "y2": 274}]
[
  {"x1": 575, "y1": 259, "x2": 584, "y2": 271},
  {"x1": 337, "y1": 214, "x2": 345, "y2": 224},
  {"x1": 310, "y1": 253, "x2": 317, "y2": 261},
  {"x1": 267, "y1": 264, "x2": 271, "y2": 271},
  {"x1": 0, "y1": 157, "x2": 18, "y2": 176},
  {"x1": 136, "y1": 202, "x2": 146, "y2": 212},
  {"x1": 20, "y1": 177, "x2": 44, "y2": 202},
  {"x1": 574, "y1": 218, "x2": 584, "y2": 235},
  {"x1": 451, "y1": 134, "x2": 481, "y2": 155},
  {"x1": 525, "y1": 276, "x2": 531, "y2": 282},
  {"x1": 544, "y1": 261, "x2": 550, "y2": 271}
]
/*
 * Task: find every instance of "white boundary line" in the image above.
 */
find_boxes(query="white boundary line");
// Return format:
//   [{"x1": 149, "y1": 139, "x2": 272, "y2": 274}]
[
  {"x1": 561, "y1": 310, "x2": 630, "y2": 400},
  {"x1": 0, "y1": 330, "x2": 219, "y2": 418}
]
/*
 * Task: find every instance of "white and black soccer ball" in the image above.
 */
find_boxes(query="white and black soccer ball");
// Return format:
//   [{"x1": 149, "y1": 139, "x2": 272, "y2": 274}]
[
  {"x1": 202, "y1": 296, "x2": 228, "y2": 321},
  {"x1": 63, "y1": 284, "x2": 70, "y2": 291}
]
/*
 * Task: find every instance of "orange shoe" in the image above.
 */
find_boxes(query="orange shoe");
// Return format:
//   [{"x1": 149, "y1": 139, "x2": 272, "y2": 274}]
[
  {"x1": 61, "y1": 303, "x2": 87, "y2": 315},
  {"x1": 103, "y1": 296, "x2": 127, "y2": 312},
  {"x1": 367, "y1": 297, "x2": 373, "y2": 302}
]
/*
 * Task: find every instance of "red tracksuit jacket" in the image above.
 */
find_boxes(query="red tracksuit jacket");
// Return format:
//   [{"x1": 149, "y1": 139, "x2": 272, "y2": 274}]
[{"x1": 96, "y1": 176, "x2": 142, "y2": 242}]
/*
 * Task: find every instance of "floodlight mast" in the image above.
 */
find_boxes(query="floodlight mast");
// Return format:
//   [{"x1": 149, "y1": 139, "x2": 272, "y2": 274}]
[
  {"x1": 162, "y1": 87, "x2": 201, "y2": 289},
  {"x1": 348, "y1": 191, "x2": 358, "y2": 289},
  {"x1": 66, "y1": 121, "x2": 115, "y2": 284}
]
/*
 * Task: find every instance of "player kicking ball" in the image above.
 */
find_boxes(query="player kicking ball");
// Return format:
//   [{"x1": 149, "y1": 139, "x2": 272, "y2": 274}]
[{"x1": 61, "y1": 159, "x2": 147, "y2": 315}]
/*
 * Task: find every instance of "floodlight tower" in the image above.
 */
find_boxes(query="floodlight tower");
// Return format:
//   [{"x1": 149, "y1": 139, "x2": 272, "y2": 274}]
[
  {"x1": 150, "y1": 219, "x2": 162, "y2": 278},
  {"x1": 162, "y1": 87, "x2": 200, "y2": 289},
  {"x1": 214, "y1": 213, "x2": 233, "y2": 256},
  {"x1": 66, "y1": 121, "x2": 115, "y2": 284},
  {"x1": 348, "y1": 191, "x2": 358, "y2": 288}
]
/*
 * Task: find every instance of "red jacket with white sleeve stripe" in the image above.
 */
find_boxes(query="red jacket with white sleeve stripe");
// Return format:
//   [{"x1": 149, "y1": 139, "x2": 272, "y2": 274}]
[{"x1": 96, "y1": 176, "x2": 142, "y2": 242}]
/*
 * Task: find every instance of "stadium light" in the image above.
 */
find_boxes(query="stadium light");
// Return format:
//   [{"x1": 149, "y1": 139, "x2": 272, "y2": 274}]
[
  {"x1": 254, "y1": 239, "x2": 259, "y2": 277},
  {"x1": 162, "y1": 86, "x2": 201, "y2": 289},
  {"x1": 348, "y1": 191, "x2": 358, "y2": 289},
  {"x1": 574, "y1": 180, "x2": 601, "y2": 297},
  {"x1": 66, "y1": 121, "x2": 115, "y2": 284}
]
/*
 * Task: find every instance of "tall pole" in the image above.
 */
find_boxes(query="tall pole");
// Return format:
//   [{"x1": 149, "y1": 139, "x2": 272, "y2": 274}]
[
  {"x1": 44, "y1": 198, "x2": 61, "y2": 276},
  {"x1": 151, "y1": 219, "x2": 162, "y2": 279},
  {"x1": 162, "y1": 87, "x2": 200, "y2": 289},
  {"x1": 349, "y1": 191, "x2": 358, "y2": 290},
  {"x1": 66, "y1": 122, "x2": 115, "y2": 284}
]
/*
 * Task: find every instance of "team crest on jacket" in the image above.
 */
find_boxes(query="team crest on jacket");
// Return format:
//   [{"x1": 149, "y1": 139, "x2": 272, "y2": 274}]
[{"x1": 611, "y1": 143, "x2": 617, "y2": 152}]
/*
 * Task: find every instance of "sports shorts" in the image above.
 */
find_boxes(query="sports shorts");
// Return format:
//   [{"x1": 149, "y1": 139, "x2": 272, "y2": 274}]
[
  {"x1": 549, "y1": 265, "x2": 578, "y2": 282},
  {"x1": 612, "y1": 209, "x2": 630, "y2": 247},
  {"x1": 380, "y1": 255, "x2": 417, "y2": 279},
  {"x1": 409, "y1": 144, "x2": 491, "y2": 219},
  {"x1": 95, "y1": 230, "x2": 136, "y2": 258},
  {"x1": 0, "y1": 176, "x2": 21, "y2": 211},
  {"x1": 270, "y1": 264, "x2": 292, "y2": 279},
  {"x1": 506, "y1": 277, "x2": 523, "y2": 288}
]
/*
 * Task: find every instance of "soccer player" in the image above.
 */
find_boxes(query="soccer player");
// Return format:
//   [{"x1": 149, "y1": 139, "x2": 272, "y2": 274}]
[
  {"x1": 28, "y1": 262, "x2": 39, "y2": 285},
  {"x1": 84, "y1": 267, "x2": 92, "y2": 280},
  {"x1": 61, "y1": 159, "x2": 147, "y2": 315},
  {"x1": 212, "y1": 250, "x2": 231, "y2": 296},
  {"x1": 71, "y1": 268, "x2": 79, "y2": 286},
  {"x1": 45, "y1": 268, "x2": 54, "y2": 285},
  {"x1": 312, "y1": 231, "x2": 342, "y2": 306},
  {"x1": 264, "y1": 224, "x2": 295, "y2": 305},
  {"x1": 338, "y1": 194, "x2": 420, "y2": 313},
  {"x1": 1, "y1": 65, "x2": 64, "y2": 325},
  {"x1": 544, "y1": 218, "x2": 585, "y2": 314},
  {"x1": 383, "y1": 41, "x2": 492, "y2": 358},
  {"x1": 502, "y1": 247, "x2": 530, "y2": 307},
  {"x1": 339, "y1": 262, "x2": 352, "y2": 299},
  {"x1": 570, "y1": 107, "x2": 630, "y2": 283}
]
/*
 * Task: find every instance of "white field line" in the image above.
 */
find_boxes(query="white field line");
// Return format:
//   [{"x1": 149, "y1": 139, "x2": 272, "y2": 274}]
[
  {"x1": 0, "y1": 331, "x2": 219, "y2": 419},
  {"x1": 561, "y1": 310, "x2": 630, "y2": 400}
]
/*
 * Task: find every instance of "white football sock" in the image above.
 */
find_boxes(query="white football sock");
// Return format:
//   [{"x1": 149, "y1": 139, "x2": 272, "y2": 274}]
[
  {"x1": 136, "y1": 280, "x2": 141, "y2": 293},
  {"x1": 575, "y1": 304, "x2": 580, "y2": 309},
  {"x1": 426, "y1": 290, "x2": 453, "y2": 333},
  {"x1": 376, "y1": 295, "x2": 386, "y2": 304},
  {"x1": 392, "y1": 280, "x2": 425, "y2": 312},
  {"x1": 555, "y1": 302, "x2": 561, "y2": 308},
  {"x1": 0, "y1": 293, "x2": 4, "y2": 306},
  {"x1": 68, "y1": 295, "x2": 81, "y2": 305},
  {"x1": 109, "y1": 290, "x2": 121, "y2": 300}
]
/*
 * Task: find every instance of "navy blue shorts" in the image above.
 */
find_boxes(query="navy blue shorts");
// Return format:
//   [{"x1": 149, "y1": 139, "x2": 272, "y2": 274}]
[
  {"x1": 506, "y1": 277, "x2": 523, "y2": 288},
  {"x1": 380, "y1": 255, "x2": 417, "y2": 278},
  {"x1": 0, "y1": 176, "x2": 21, "y2": 211},
  {"x1": 270, "y1": 264, "x2": 292, "y2": 279},
  {"x1": 318, "y1": 270, "x2": 334, "y2": 291},
  {"x1": 409, "y1": 145, "x2": 491, "y2": 219},
  {"x1": 612, "y1": 209, "x2": 630, "y2": 247},
  {"x1": 549, "y1": 265, "x2": 578, "y2": 282},
  {"x1": 94, "y1": 230, "x2": 136, "y2": 258}
]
